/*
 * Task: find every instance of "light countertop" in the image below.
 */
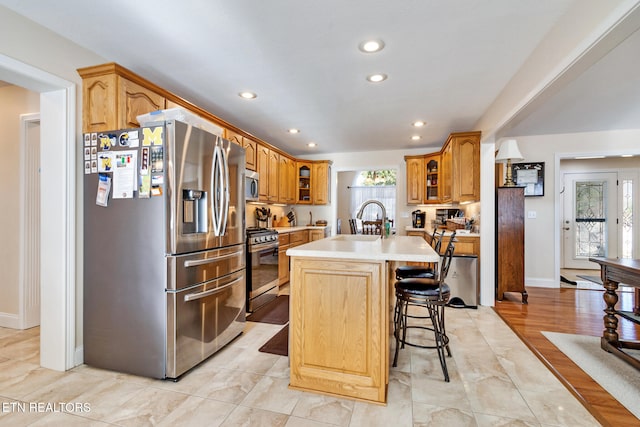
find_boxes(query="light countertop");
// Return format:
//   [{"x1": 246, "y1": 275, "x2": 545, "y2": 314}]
[
  {"x1": 405, "y1": 226, "x2": 480, "y2": 237},
  {"x1": 286, "y1": 235, "x2": 439, "y2": 263},
  {"x1": 272, "y1": 225, "x2": 328, "y2": 233}
]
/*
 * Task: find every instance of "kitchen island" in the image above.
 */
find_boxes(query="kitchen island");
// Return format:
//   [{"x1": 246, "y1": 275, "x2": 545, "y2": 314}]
[{"x1": 286, "y1": 235, "x2": 439, "y2": 404}]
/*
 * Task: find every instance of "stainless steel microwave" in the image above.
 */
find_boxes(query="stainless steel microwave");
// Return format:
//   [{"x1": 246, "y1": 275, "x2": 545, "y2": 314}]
[{"x1": 245, "y1": 170, "x2": 259, "y2": 202}]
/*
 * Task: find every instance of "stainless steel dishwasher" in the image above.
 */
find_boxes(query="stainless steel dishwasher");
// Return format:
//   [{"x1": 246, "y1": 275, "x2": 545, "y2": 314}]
[{"x1": 446, "y1": 254, "x2": 478, "y2": 308}]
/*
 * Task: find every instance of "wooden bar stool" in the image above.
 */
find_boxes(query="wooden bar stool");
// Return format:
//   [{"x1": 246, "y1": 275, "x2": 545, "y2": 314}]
[{"x1": 392, "y1": 236, "x2": 455, "y2": 381}]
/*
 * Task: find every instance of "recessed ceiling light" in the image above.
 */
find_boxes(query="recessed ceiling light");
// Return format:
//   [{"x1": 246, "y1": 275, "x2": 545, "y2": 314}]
[
  {"x1": 621, "y1": 154, "x2": 633, "y2": 157},
  {"x1": 288, "y1": 128, "x2": 300, "y2": 134},
  {"x1": 411, "y1": 135, "x2": 421, "y2": 141},
  {"x1": 366, "y1": 73, "x2": 388, "y2": 83},
  {"x1": 307, "y1": 142, "x2": 317, "y2": 148},
  {"x1": 412, "y1": 121, "x2": 426, "y2": 127},
  {"x1": 238, "y1": 91, "x2": 257, "y2": 99},
  {"x1": 358, "y1": 39, "x2": 385, "y2": 53}
]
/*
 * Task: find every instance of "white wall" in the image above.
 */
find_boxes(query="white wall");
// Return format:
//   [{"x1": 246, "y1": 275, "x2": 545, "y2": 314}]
[
  {"x1": 0, "y1": 85, "x2": 39, "y2": 321},
  {"x1": 0, "y1": 6, "x2": 106, "y2": 348},
  {"x1": 509, "y1": 130, "x2": 640, "y2": 288}
]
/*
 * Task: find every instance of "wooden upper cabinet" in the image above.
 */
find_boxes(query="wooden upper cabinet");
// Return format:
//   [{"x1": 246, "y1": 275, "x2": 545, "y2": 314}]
[
  {"x1": 407, "y1": 131, "x2": 480, "y2": 204},
  {"x1": 278, "y1": 155, "x2": 296, "y2": 204},
  {"x1": 119, "y1": 78, "x2": 165, "y2": 129},
  {"x1": 268, "y1": 150, "x2": 279, "y2": 202},
  {"x1": 424, "y1": 153, "x2": 441, "y2": 204},
  {"x1": 82, "y1": 73, "x2": 117, "y2": 132},
  {"x1": 296, "y1": 161, "x2": 312, "y2": 204},
  {"x1": 440, "y1": 142, "x2": 453, "y2": 202},
  {"x1": 78, "y1": 63, "x2": 333, "y2": 204},
  {"x1": 405, "y1": 156, "x2": 425, "y2": 205},
  {"x1": 450, "y1": 131, "x2": 481, "y2": 203},
  {"x1": 257, "y1": 144, "x2": 279, "y2": 202},
  {"x1": 223, "y1": 129, "x2": 258, "y2": 171},
  {"x1": 79, "y1": 64, "x2": 165, "y2": 132},
  {"x1": 224, "y1": 129, "x2": 243, "y2": 146},
  {"x1": 312, "y1": 161, "x2": 331, "y2": 205},
  {"x1": 243, "y1": 138, "x2": 258, "y2": 171}
]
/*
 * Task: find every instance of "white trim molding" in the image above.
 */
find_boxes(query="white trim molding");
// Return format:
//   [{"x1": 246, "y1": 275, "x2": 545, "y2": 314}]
[{"x1": 0, "y1": 54, "x2": 77, "y2": 371}]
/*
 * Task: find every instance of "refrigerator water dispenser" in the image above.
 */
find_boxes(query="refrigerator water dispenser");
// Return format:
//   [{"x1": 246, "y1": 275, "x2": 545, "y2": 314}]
[{"x1": 183, "y1": 189, "x2": 208, "y2": 234}]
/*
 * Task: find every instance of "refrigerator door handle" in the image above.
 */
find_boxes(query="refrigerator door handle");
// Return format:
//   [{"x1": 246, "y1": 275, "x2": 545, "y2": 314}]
[
  {"x1": 211, "y1": 144, "x2": 224, "y2": 236},
  {"x1": 183, "y1": 276, "x2": 243, "y2": 302},
  {"x1": 183, "y1": 249, "x2": 244, "y2": 267},
  {"x1": 220, "y1": 142, "x2": 230, "y2": 235}
]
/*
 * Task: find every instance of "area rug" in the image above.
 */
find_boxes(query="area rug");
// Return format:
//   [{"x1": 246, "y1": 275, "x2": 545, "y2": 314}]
[
  {"x1": 576, "y1": 275, "x2": 603, "y2": 285},
  {"x1": 246, "y1": 295, "x2": 289, "y2": 325},
  {"x1": 542, "y1": 331, "x2": 640, "y2": 419},
  {"x1": 258, "y1": 324, "x2": 289, "y2": 356}
]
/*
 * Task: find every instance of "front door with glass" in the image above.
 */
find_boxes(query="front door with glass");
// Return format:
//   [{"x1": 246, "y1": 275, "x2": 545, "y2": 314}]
[{"x1": 562, "y1": 172, "x2": 618, "y2": 269}]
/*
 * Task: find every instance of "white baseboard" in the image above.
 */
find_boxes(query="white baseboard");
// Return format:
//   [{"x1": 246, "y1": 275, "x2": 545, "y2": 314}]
[
  {"x1": 0, "y1": 312, "x2": 21, "y2": 329},
  {"x1": 526, "y1": 277, "x2": 559, "y2": 288},
  {"x1": 74, "y1": 345, "x2": 84, "y2": 367}
]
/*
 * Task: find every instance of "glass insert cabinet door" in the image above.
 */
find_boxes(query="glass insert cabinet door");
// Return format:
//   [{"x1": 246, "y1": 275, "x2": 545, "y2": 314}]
[{"x1": 563, "y1": 172, "x2": 618, "y2": 269}]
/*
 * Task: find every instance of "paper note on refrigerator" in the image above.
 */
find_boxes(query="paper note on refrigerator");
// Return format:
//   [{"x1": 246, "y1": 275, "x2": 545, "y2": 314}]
[{"x1": 112, "y1": 151, "x2": 137, "y2": 199}]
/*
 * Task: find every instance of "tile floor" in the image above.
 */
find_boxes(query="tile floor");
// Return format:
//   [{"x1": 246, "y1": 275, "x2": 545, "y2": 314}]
[{"x1": 0, "y1": 304, "x2": 601, "y2": 426}]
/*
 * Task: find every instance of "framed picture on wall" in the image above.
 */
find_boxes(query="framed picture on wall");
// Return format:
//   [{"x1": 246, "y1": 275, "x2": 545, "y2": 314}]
[{"x1": 512, "y1": 162, "x2": 544, "y2": 197}]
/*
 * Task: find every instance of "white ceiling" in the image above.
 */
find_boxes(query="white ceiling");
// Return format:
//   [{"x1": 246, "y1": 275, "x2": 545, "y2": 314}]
[{"x1": 1, "y1": 0, "x2": 639, "y2": 155}]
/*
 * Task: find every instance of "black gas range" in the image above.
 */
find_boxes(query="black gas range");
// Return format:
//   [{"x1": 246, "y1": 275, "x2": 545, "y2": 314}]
[
  {"x1": 246, "y1": 227, "x2": 279, "y2": 246},
  {"x1": 246, "y1": 227, "x2": 279, "y2": 312}
]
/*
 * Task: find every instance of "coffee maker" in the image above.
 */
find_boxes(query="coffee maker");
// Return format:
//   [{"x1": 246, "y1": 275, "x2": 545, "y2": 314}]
[{"x1": 412, "y1": 210, "x2": 426, "y2": 228}]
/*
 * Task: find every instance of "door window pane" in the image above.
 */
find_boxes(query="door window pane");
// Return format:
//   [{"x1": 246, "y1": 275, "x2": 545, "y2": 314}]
[
  {"x1": 622, "y1": 179, "x2": 633, "y2": 258},
  {"x1": 575, "y1": 181, "x2": 607, "y2": 257}
]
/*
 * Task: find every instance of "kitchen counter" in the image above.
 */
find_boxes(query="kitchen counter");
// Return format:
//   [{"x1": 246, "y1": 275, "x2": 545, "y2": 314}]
[
  {"x1": 405, "y1": 226, "x2": 480, "y2": 237},
  {"x1": 286, "y1": 234, "x2": 439, "y2": 263},
  {"x1": 287, "y1": 235, "x2": 439, "y2": 403},
  {"x1": 272, "y1": 225, "x2": 328, "y2": 233}
]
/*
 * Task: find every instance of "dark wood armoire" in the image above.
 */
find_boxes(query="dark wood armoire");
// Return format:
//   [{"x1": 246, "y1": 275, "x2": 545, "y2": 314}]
[{"x1": 496, "y1": 186, "x2": 528, "y2": 303}]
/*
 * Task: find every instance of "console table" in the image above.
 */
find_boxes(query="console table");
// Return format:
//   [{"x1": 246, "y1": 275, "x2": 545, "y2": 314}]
[{"x1": 589, "y1": 257, "x2": 640, "y2": 370}]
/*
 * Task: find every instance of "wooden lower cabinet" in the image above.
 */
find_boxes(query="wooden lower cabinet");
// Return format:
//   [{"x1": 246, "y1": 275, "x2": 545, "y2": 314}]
[
  {"x1": 309, "y1": 229, "x2": 325, "y2": 241},
  {"x1": 438, "y1": 235, "x2": 479, "y2": 256},
  {"x1": 278, "y1": 230, "x2": 310, "y2": 285},
  {"x1": 278, "y1": 233, "x2": 291, "y2": 286},
  {"x1": 289, "y1": 257, "x2": 388, "y2": 403}
]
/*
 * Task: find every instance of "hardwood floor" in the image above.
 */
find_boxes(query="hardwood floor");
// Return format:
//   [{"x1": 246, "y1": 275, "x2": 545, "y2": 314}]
[{"x1": 493, "y1": 286, "x2": 640, "y2": 427}]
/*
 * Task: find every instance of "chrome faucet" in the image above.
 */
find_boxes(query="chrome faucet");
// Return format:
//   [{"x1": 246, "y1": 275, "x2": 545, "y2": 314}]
[{"x1": 356, "y1": 200, "x2": 387, "y2": 238}]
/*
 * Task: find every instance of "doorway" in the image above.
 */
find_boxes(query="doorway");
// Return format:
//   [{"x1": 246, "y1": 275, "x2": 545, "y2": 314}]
[
  {"x1": 562, "y1": 172, "x2": 618, "y2": 269},
  {"x1": 0, "y1": 54, "x2": 76, "y2": 371}
]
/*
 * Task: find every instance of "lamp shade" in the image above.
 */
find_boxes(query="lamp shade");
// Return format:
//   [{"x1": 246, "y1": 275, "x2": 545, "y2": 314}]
[{"x1": 495, "y1": 139, "x2": 524, "y2": 163}]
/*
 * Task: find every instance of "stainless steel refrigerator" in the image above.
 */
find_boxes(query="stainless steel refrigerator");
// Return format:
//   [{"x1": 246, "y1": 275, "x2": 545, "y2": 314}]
[{"x1": 83, "y1": 119, "x2": 246, "y2": 379}]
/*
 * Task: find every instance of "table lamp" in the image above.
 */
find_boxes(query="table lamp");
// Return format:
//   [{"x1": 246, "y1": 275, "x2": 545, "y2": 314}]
[{"x1": 496, "y1": 139, "x2": 524, "y2": 187}]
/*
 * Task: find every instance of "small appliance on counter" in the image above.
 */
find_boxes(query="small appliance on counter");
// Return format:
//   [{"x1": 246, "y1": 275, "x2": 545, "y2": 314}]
[{"x1": 412, "y1": 210, "x2": 426, "y2": 228}]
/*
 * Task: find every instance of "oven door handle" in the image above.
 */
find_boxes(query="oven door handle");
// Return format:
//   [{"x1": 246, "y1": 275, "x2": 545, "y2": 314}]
[
  {"x1": 184, "y1": 277, "x2": 243, "y2": 302},
  {"x1": 248, "y1": 243, "x2": 279, "y2": 253},
  {"x1": 183, "y1": 250, "x2": 244, "y2": 268}
]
